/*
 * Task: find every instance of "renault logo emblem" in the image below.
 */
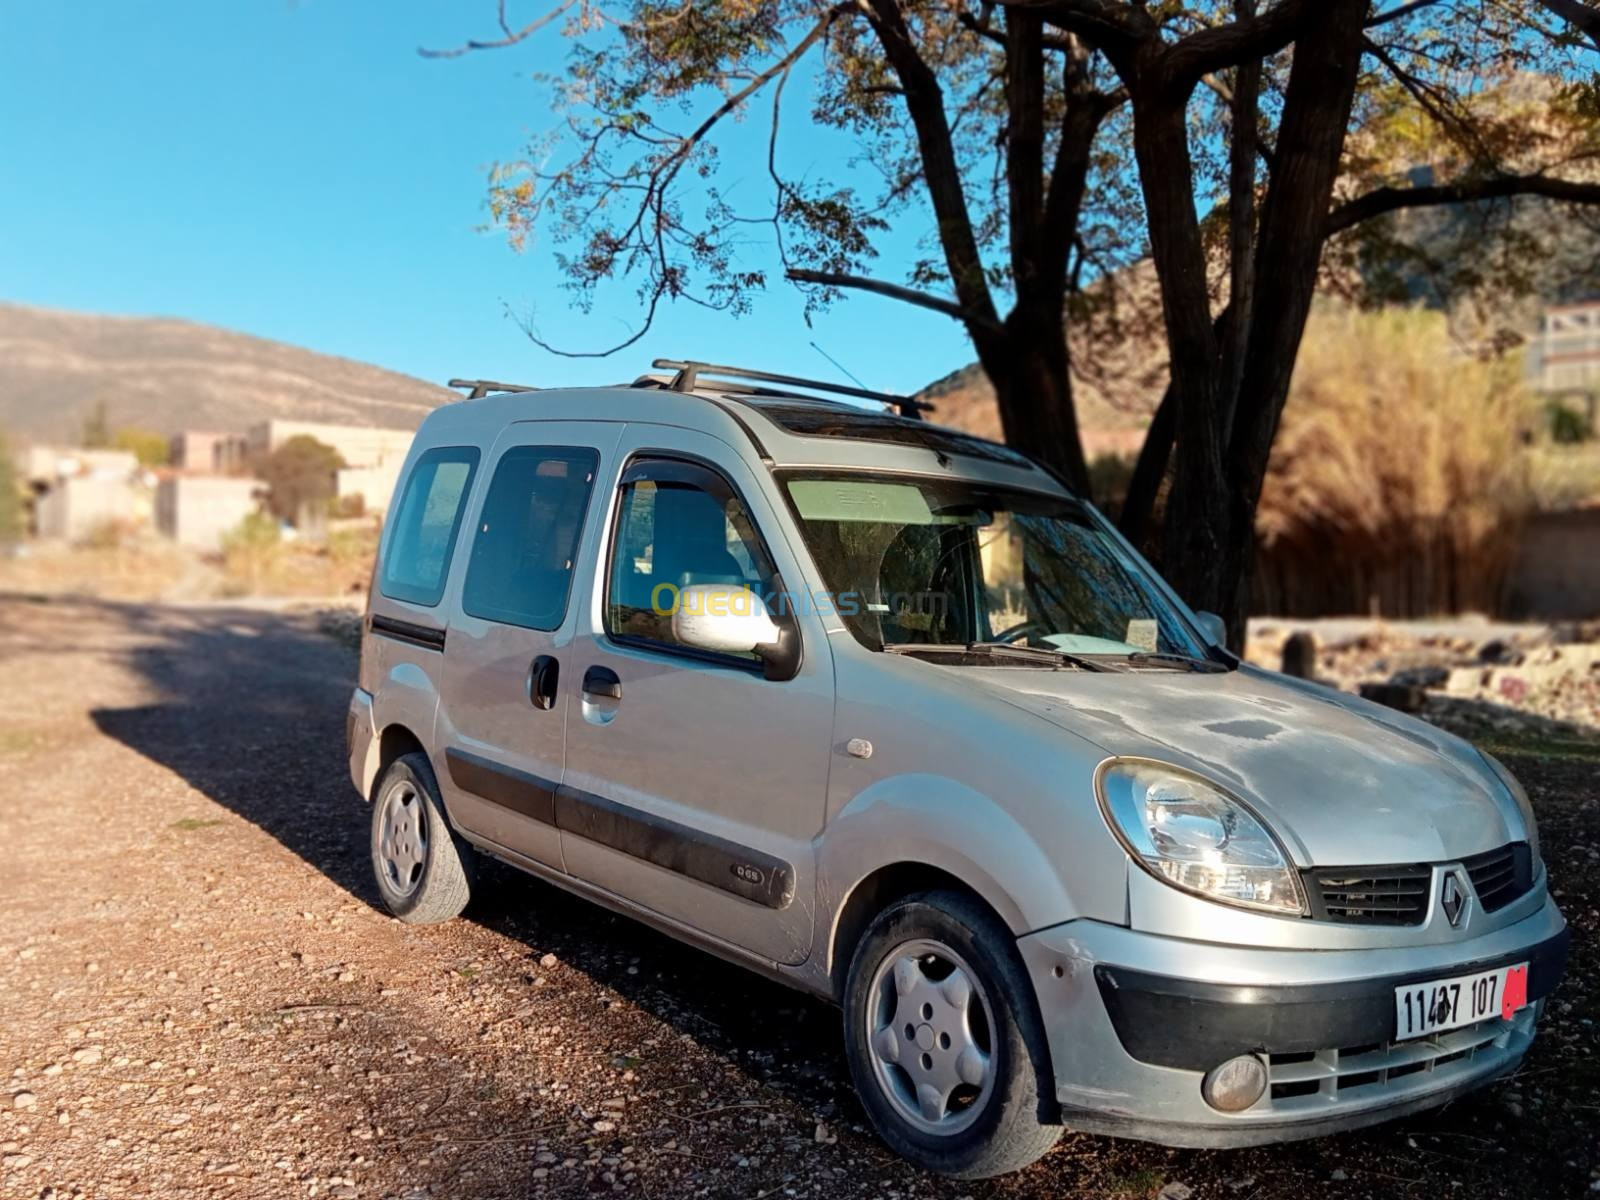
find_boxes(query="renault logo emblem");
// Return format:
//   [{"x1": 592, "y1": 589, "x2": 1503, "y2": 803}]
[{"x1": 1441, "y1": 871, "x2": 1466, "y2": 928}]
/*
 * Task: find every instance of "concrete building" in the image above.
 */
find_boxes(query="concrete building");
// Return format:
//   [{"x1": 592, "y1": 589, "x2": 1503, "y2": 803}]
[
  {"x1": 1535, "y1": 300, "x2": 1600, "y2": 405},
  {"x1": 169, "y1": 430, "x2": 249, "y2": 475},
  {"x1": 244, "y1": 419, "x2": 414, "y2": 513},
  {"x1": 34, "y1": 476, "x2": 143, "y2": 542},
  {"x1": 155, "y1": 475, "x2": 263, "y2": 551},
  {"x1": 14, "y1": 447, "x2": 145, "y2": 541}
]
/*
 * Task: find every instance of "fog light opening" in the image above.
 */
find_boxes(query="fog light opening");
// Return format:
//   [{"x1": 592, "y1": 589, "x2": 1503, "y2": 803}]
[{"x1": 1201, "y1": 1054, "x2": 1268, "y2": 1113}]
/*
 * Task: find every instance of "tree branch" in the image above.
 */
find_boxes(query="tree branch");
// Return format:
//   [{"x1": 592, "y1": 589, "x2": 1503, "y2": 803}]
[
  {"x1": 1040, "y1": 35, "x2": 1118, "y2": 286},
  {"x1": 990, "y1": 0, "x2": 1151, "y2": 58},
  {"x1": 1364, "y1": 0, "x2": 1445, "y2": 29},
  {"x1": 420, "y1": 0, "x2": 575, "y2": 58},
  {"x1": 785, "y1": 268, "x2": 1003, "y2": 332},
  {"x1": 1326, "y1": 173, "x2": 1600, "y2": 235},
  {"x1": 863, "y1": 0, "x2": 1002, "y2": 328},
  {"x1": 1534, "y1": 0, "x2": 1600, "y2": 51},
  {"x1": 958, "y1": 3, "x2": 1074, "y2": 50},
  {"x1": 1005, "y1": 8, "x2": 1048, "y2": 301},
  {"x1": 1160, "y1": 0, "x2": 1319, "y2": 92}
]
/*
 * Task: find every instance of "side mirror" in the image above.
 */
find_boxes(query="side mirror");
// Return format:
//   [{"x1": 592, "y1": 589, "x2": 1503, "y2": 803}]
[
  {"x1": 673, "y1": 585, "x2": 799, "y2": 680},
  {"x1": 1194, "y1": 610, "x2": 1227, "y2": 647}
]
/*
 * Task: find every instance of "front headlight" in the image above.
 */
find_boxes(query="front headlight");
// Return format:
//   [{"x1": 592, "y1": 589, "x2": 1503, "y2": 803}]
[
  {"x1": 1479, "y1": 750, "x2": 1542, "y2": 873},
  {"x1": 1096, "y1": 760, "x2": 1305, "y2": 915}
]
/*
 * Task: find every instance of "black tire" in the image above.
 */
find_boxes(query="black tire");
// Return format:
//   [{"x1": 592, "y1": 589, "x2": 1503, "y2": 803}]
[
  {"x1": 842, "y1": 889, "x2": 1061, "y2": 1178},
  {"x1": 369, "y1": 752, "x2": 476, "y2": 924}
]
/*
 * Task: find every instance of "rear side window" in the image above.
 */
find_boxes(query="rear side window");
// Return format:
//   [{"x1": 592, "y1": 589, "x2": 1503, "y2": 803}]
[
  {"x1": 379, "y1": 446, "x2": 480, "y2": 607},
  {"x1": 462, "y1": 445, "x2": 600, "y2": 630}
]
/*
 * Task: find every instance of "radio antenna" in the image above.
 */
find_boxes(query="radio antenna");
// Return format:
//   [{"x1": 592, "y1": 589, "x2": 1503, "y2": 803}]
[{"x1": 809, "y1": 341, "x2": 869, "y2": 392}]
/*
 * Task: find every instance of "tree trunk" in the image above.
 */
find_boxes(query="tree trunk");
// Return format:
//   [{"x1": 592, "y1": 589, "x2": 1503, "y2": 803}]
[
  {"x1": 1212, "y1": 0, "x2": 1368, "y2": 643},
  {"x1": 1127, "y1": 86, "x2": 1230, "y2": 622},
  {"x1": 1222, "y1": 0, "x2": 1258, "y2": 431},
  {"x1": 1119, "y1": 302, "x2": 1234, "y2": 551},
  {"x1": 983, "y1": 316, "x2": 1092, "y2": 496}
]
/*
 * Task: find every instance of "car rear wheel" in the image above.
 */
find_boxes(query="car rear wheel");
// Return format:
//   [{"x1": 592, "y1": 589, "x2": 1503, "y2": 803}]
[
  {"x1": 370, "y1": 752, "x2": 476, "y2": 924},
  {"x1": 843, "y1": 890, "x2": 1061, "y2": 1178}
]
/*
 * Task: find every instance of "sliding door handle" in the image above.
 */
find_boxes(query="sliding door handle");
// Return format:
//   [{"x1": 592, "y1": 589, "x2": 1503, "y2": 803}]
[{"x1": 581, "y1": 665, "x2": 622, "y2": 701}]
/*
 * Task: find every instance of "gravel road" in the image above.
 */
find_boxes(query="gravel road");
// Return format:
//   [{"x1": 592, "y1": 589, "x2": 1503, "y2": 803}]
[{"x1": 0, "y1": 596, "x2": 1595, "y2": 1200}]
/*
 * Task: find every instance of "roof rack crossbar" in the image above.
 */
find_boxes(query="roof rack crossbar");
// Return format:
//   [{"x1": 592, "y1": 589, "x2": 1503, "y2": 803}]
[
  {"x1": 448, "y1": 378, "x2": 540, "y2": 400},
  {"x1": 652, "y1": 359, "x2": 932, "y2": 419}
]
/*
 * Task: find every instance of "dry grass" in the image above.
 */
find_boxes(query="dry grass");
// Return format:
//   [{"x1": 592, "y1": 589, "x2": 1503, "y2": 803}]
[
  {"x1": 0, "y1": 521, "x2": 379, "y2": 603},
  {"x1": 1256, "y1": 304, "x2": 1534, "y2": 615}
]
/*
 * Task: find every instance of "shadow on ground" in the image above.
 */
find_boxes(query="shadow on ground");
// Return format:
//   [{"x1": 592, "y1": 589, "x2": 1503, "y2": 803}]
[{"x1": 77, "y1": 595, "x2": 1598, "y2": 1198}]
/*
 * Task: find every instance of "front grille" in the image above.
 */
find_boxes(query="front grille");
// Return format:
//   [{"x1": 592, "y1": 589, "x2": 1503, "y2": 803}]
[
  {"x1": 1303, "y1": 863, "x2": 1431, "y2": 925},
  {"x1": 1462, "y1": 842, "x2": 1535, "y2": 912},
  {"x1": 1264, "y1": 1006, "x2": 1537, "y2": 1111}
]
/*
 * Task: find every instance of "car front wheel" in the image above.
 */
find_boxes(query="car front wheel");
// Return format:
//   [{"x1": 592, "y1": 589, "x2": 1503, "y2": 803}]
[{"x1": 842, "y1": 889, "x2": 1061, "y2": 1178}]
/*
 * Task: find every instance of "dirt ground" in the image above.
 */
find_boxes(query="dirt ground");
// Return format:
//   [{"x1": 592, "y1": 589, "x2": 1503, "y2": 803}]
[{"x1": 0, "y1": 596, "x2": 1596, "y2": 1200}]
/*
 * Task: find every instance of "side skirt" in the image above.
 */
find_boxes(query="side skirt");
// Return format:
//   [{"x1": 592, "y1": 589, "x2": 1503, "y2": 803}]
[{"x1": 456, "y1": 830, "x2": 833, "y2": 1001}]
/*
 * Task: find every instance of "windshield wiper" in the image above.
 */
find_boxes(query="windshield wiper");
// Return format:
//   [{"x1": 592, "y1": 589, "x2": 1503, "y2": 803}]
[
  {"x1": 885, "y1": 641, "x2": 1115, "y2": 672},
  {"x1": 1121, "y1": 650, "x2": 1230, "y2": 673}
]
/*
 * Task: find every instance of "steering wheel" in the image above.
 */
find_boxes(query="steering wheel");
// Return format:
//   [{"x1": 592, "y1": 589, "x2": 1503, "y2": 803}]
[{"x1": 993, "y1": 620, "x2": 1048, "y2": 646}]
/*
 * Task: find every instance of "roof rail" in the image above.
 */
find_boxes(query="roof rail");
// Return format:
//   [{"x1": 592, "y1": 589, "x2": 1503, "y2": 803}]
[
  {"x1": 651, "y1": 359, "x2": 932, "y2": 420},
  {"x1": 447, "y1": 378, "x2": 539, "y2": 400}
]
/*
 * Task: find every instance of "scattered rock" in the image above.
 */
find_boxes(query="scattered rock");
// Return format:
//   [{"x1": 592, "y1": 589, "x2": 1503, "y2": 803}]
[
  {"x1": 1358, "y1": 681, "x2": 1425, "y2": 713},
  {"x1": 1391, "y1": 665, "x2": 1449, "y2": 689},
  {"x1": 1281, "y1": 631, "x2": 1318, "y2": 679},
  {"x1": 539, "y1": 953, "x2": 558, "y2": 969},
  {"x1": 1479, "y1": 639, "x2": 1519, "y2": 665},
  {"x1": 1158, "y1": 1183, "x2": 1193, "y2": 1200},
  {"x1": 11, "y1": 1091, "x2": 36, "y2": 1110}
]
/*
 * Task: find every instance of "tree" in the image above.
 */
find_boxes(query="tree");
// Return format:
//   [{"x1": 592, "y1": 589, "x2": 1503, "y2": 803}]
[
  {"x1": 112, "y1": 428, "x2": 171, "y2": 468},
  {"x1": 257, "y1": 435, "x2": 346, "y2": 524},
  {"x1": 435, "y1": 0, "x2": 1600, "y2": 643},
  {"x1": 79, "y1": 401, "x2": 111, "y2": 450},
  {"x1": 0, "y1": 428, "x2": 22, "y2": 549}
]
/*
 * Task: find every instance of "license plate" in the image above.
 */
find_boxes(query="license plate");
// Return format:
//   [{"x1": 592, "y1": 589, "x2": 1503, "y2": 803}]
[{"x1": 1394, "y1": 962, "x2": 1529, "y2": 1039}]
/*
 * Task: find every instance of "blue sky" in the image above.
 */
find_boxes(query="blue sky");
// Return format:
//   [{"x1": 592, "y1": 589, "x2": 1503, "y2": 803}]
[{"x1": 0, "y1": 1, "x2": 975, "y2": 396}]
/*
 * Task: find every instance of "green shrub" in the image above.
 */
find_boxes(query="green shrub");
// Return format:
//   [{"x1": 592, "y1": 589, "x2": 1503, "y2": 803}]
[
  {"x1": 1547, "y1": 400, "x2": 1592, "y2": 445},
  {"x1": 0, "y1": 429, "x2": 20, "y2": 548},
  {"x1": 220, "y1": 511, "x2": 282, "y2": 594}
]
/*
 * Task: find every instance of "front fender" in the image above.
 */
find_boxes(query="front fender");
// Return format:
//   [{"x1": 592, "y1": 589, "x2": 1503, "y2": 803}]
[{"x1": 817, "y1": 772, "x2": 1114, "y2": 955}]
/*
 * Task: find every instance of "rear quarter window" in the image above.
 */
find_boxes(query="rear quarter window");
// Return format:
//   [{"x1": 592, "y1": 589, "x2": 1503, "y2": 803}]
[
  {"x1": 379, "y1": 445, "x2": 480, "y2": 607},
  {"x1": 461, "y1": 445, "x2": 599, "y2": 630}
]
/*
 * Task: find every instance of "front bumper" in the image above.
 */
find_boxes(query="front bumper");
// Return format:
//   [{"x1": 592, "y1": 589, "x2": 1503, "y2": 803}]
[{"x1": 1017, "y1": 897, "x2": 1569, "y2": 1148}]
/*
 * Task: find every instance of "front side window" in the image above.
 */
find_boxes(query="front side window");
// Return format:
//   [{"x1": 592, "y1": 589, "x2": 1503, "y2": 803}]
[
  {"x1": 783, "y1": 474, "x2": 1209, "y2": 662},
  {"x1": 606, "y1": 459, "x2": 776, "y2": 659},
  {"x1": 380, "y1": 446, "x2": 480, "y2": 607},
  {"x1": 462, "y1": 445, "x2": 600, "y2": 630}
]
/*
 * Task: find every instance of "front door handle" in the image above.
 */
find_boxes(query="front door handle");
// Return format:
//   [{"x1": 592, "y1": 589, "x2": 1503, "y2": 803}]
[
  {"x1": 528, "y1": 654, "x2": 560, "y2": 711},
  {"x1": 581, "y1": 665, "x2": 622, "y2": 701}
]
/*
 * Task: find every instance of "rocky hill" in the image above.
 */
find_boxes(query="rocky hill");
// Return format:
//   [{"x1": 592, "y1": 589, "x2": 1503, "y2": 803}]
[{"x1": 0, "y1": 303, "x2": 456, "y2": 441}]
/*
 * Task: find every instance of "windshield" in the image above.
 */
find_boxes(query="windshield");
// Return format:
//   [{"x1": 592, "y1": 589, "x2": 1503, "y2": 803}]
[{"x1": 781, "y1": 473, "x2": 1209, "y2": 660}]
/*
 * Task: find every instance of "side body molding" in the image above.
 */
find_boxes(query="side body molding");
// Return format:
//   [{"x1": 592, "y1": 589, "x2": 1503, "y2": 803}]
[{"x1": 443, "y1": 749, "x2": 797, "y2": 910}]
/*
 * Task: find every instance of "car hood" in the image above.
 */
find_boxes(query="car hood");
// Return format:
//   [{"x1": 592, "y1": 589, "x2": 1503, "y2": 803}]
[{"x1": 961, "y1": 662, "x2": 1515, "y2": 866}]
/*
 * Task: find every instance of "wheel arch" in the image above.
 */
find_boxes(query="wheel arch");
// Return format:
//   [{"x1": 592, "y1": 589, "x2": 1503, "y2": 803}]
[
  {"x1": 827, "y1": 862, "x2": 1006, "y2": 1002},
  {"x1": 816, "y1": 774, "x2": 1084, "y2": 1001},
  {"x1": 368, "y1": 722, "x2": 427, "y2": 800}
]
